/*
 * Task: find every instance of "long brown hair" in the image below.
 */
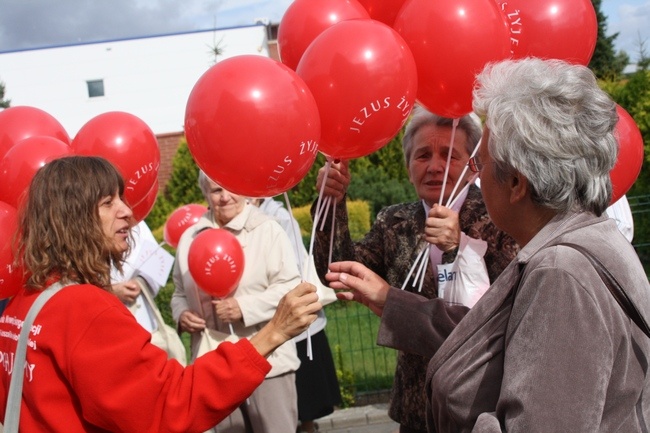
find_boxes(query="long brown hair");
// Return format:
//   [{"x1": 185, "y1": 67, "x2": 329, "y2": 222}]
[{"x1": 16, "y1": 156, "x2": 131, "y2": 290}]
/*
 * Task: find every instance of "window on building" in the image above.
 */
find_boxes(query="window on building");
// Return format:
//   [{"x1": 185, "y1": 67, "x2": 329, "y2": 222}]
[{"x1": 86, "y1": 79, "x2": 105, "y2": 98}]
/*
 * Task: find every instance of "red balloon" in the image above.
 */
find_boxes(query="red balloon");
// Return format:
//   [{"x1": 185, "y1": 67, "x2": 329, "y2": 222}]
[
  {"x1": 394, "y1": 0, "x2": 510, "y2": 118},
  {"x1": 0, "y1": 201, "x2": 23, "y2": 298},
  {"x1": 611, "y1": 105, "x2": 644, "y2": 205},
  {"x1": 72, "y1": 112, "x2": 161, "y2": 208},
  {"x1": 164, "y1": 204, "x2": 208, "y2": 248},
  {"x1": 278, "y1": 0, "x2": 370, "y2": 70},
  {"x1": 494, "y1": 0, "x2": 597, "y2": 65},
  {"x1": 296, "y1": 19, "x2": 417, "y2": 159},
  {"x1": 131, "y1": 179, "x2": 159, "y2": 223},
  {"x1": 0, "y1": 106, "x2": 70, "y2": 161},
  {"x1": 188, "y1": 228, "x2": 245, "y2": 298},
  {"x1": 185, "y1": 55, "x2": 321, "y2": 197},
  {"x1": 356, "y1": 0, "x2": 407, "y2": 26},
  {"x1": 0, "y1": 136, "x2": 73, "y2": 208}
]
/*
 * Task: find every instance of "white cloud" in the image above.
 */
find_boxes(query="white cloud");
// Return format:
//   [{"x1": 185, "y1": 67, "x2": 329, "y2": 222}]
[{"x1": 606, "y1": 1, "x2": 650, "y2": 62}]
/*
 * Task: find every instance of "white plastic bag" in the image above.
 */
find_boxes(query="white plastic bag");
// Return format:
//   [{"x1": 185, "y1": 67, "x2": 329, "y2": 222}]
[{"x1": 437, "y1": 233, "x2": 490, "y2": 308}]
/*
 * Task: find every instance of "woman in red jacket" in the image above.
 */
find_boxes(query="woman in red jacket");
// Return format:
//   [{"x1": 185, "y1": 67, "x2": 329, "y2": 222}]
[{"x1": 0, "y1": 155, "x2": 321, "y2": 432}]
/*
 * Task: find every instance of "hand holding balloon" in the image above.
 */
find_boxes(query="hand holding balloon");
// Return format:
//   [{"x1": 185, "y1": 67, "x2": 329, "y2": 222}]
[
  {"x1": 213, "y1": 297, "x2": 243, "y2": 323},
  {"x1": 315, "y1": 160, "x2": 351, "y2": 204}
]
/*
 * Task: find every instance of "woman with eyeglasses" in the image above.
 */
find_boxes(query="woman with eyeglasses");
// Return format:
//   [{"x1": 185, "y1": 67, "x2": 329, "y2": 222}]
[
  {"x1": 311, "y1": 106, "x2": 518, "y2": 433},
  {"x1": 326, "y1": 58, "x2": 650, "y2": 432}
]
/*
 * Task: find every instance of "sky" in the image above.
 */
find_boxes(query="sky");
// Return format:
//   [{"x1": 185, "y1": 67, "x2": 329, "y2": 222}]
[{"x1": 0, "y1": 0, "x2": 648, "y2": 63}]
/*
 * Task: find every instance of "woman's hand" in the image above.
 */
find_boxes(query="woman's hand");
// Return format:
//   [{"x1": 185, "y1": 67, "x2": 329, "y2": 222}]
[
  {"x1": 179, "y1": 310, "x2": 207, "y2": 333},
  {"x1": 250, "y1": 282, "x2": 321, "y2": 357},
  {"x1": 326, "y1": 261, "x2": 390, "y2": 317},
  {"x1": 424, "y1": 204, "x2": 461, "y2": 253},
  {"x1": 110, "y1": 279, "x2": 141, "y2": 305},
  {"x1": 315, "y1": 159, "x2": 351, "y2": 204},
  {"x1": 213, "y1": 297, "x2": 243, "y2": 323}
]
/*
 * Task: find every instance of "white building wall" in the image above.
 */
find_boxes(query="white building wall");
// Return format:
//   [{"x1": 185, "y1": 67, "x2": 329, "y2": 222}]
[{"x1": 0, "y1": 25, "x2": 270, "y2": 136}]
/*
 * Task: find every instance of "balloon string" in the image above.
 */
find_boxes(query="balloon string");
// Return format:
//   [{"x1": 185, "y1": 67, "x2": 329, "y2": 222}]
[
  {"x1": 305, "y1": 161, "x2": 334, "y2": 362},
  {"x1": 445, "y1": 138, "x2": 481, "y2": 208},
  {"x1": 284, "y1": 192, "x2": 315, "y2": 360},
  {"x1": 416, "y1": 247, "x2": 429, "y2": 292},
  {"x1": 283, "y1": 191, "x2": 305, "y2": 281},
  {"x1": 307, "y1": 328, "x2": 313, "y2": 360},
  {"x1": 319, "y1": 198, "x2": 330, "y2": 231},
  {"x1": 229, "y1": 322, "x2": 235, "y2": 335},
  {"x1": 328, "y1": 200, "x2": 337, "y2": 265},
  {"x1": 401, "y1": 244, "x2": 426, "y2": 290},
  {"x1": 308, "y1": 161, "x2": 331, "y2": 260}
]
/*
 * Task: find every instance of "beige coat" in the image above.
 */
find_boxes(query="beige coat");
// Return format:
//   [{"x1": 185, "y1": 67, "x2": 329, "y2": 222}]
[{"x1": 171, "y1": 204, "x2": 301, "y2": 378}]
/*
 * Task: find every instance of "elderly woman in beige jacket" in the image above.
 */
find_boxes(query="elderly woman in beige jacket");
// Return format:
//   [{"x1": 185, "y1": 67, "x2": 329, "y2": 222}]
[{"x1": 171, "y1": 171, "x2": 301, "y2": 433}]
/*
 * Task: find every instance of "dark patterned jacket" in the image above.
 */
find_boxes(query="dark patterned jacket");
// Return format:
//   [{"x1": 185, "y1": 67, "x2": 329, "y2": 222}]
[{"x1": 313, "y1": 185, "x2": 518, "y2": 431}]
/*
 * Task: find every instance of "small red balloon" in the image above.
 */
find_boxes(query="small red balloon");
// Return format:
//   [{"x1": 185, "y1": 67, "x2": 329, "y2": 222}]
[
  {"x1": 297, "y1": 19, "x2": 417, "y2": 159},
  {"x1": 130, "y1": 179, "x2": 159, "y2": 223},
  {"x1": 610, "y1": 105, "x2": 644, "y2": 204},
  {"x1": 185, "y1": 55, "x2": 320, "y2": 197},
  {"x1": 164, "y1": 204, "x2": 208, "y2": 248},
  {"x1": 395, "y1": 0, "x2": 510, "y2": 118},
  {"x1": 72, "y1": 112, "x2": 160, "y2": 208},
  {"x1": 0, "y1": 136, "x2": 73, "y2": 209},
  {"x1": 188, "y1": 228, "x2": 245, "y2": 298},
  {"x1": 278, "y1": 0, "x2": 370, "y2": 70},
  {"x1": 0, "y1": 106, "x2": 70, "y2": 161},
  {"x1": 356, "y1": 0, "x2": 407, "y2": 26},
  {"x1": 494, "y1": 0, "x2": 597, "y2": 66},
  {"x1": 0, "y1": 201, "x2": 23, "y2": 299}
]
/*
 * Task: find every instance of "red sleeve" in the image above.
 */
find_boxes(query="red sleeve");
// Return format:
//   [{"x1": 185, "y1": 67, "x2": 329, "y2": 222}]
[{"x1": 61, "y1": 289, "x2": 270, "y2": 432}]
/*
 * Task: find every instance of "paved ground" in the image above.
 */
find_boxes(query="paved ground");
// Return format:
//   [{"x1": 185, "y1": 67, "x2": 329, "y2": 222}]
[{"x1": 312, "y1": 403, "x2": 399, "y2": 433}]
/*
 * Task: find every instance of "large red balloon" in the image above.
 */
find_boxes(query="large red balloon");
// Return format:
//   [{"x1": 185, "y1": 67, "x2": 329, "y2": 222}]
[
  {"x1": 164, "y1": 204, "x2": 208, "y2": 248},
  {"x1": 278, "y1": 0, "x2": 370, "y2": 71},
  {"x1": 611, "y1": 105, "x2": 644, "y2": 204},
  {"x1": 185, "y1": 55, "x2": 321, "y2": 197},
  {"x1": 394, "y1": 0, "x2": 510, "y2": 118},
  {"x1": 356, "y1": 0, "x2": 408, "y2": 26},
  {"x1": 0, "y1": 136, "x2": 73, "y2": 208},
  {"x1": 0, "y1": 201, "x2": 23, "y2": 299},
  {"x1": 0, "y1": 106, "x2": 70, "y2": 161},
  {"x1": 131, "y1": 179, "x2": 159, "y2": 223},
  {"x1": 494, "y1": 0, "x2": 597, "y2": 65},
  {"x1": 188, "y1": 228, "x2": 245, "y2": 298},
  {"x1": 296, "y1": 19, "x2": 417, "y2": 159},
  {"x1": 72, "y1": 112, "x2": 160, "y2": 208}
]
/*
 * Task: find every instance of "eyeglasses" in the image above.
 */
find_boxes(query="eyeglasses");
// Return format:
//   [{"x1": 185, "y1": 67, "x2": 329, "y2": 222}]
[{"x1": 467, "y1": 156, "x2": 485, "y2": 173}]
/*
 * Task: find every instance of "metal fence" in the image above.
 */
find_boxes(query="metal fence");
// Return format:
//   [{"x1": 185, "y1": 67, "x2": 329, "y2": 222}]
[{"x1": 324, "y1": 194, "x2": 650, "y2": 402}]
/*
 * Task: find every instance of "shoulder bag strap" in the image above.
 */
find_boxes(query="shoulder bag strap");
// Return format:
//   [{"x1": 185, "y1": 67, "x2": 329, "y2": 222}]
[
  {"x1": 133, "y1": 276, "x2": 167, "y2": 332},
  {"x1": 4, "y1": 281, "x2": 69, "y2": 432},
  {"x1": 557, "y1": 242, "x2": 650, "y2": 339}
]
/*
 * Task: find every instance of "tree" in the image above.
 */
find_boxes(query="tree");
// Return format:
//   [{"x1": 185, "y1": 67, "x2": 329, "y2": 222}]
[
  {"x1": 589, "y1": 0, "x2": 629, "y2": 79},
  {"x1": 145, "y1": 138, "x2": 204, "y2": 230},
  {"x1": 0, "y1": 80, "x2": 10, "y2": 108}
]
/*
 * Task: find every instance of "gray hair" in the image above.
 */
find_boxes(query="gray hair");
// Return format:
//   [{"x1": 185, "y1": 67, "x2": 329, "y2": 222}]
[
  {"x1": 402, "y1": 105, "x2": 482, "y2": 166},
  {"x1": 198, "y1": 170, "x2": 212, "y2": 201},
  {"x1": 472, "y1": 58, "x2": 618, "y2": 215}
]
